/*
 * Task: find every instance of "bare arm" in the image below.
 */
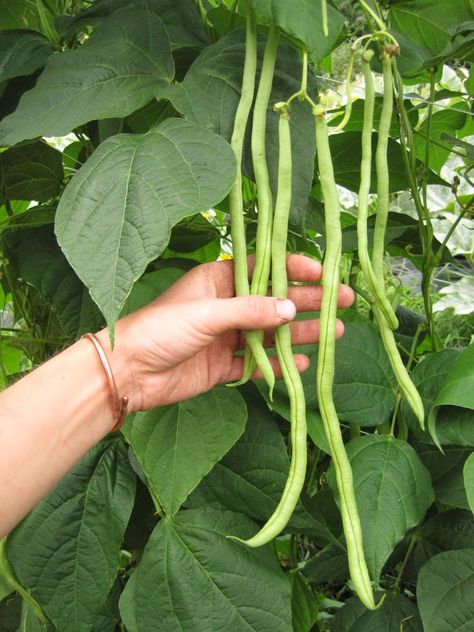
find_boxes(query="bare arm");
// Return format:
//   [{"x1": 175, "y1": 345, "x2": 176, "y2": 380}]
[{"x1": 0, "y1": 256, "x2": 354, "y2": 537}]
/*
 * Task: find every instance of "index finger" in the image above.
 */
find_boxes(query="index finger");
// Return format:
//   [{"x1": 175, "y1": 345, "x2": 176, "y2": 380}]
[{"x1": 285, "y1": 254, "x2": 322, "y2": 282}]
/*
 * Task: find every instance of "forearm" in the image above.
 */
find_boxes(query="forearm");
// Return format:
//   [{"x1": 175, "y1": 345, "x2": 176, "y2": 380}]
[{"x1": 0, "y1": 331, "x2": 132, "y2": 538}]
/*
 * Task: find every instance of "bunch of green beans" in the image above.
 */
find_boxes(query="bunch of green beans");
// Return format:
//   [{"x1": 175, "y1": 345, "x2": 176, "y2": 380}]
[
  {"x1": 228, "y1": 6, "x2": 276, "y2": 393},
  {"x1": 228, "y1": 10, "x2": 308, "y2": 546},
  {"x1": 236, "y1": 104, "x2": 308, "y2": 547}
]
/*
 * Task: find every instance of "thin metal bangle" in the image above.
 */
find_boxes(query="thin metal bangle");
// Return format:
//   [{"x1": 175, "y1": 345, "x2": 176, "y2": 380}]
[{"x1": 82, "y1": 333, "x2": 129, "y2": 432}]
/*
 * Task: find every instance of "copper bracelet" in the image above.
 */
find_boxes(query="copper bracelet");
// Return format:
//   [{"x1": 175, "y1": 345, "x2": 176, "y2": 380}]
[{"x1": 82, "y1": 333, "x2": 129, "y2": 432}]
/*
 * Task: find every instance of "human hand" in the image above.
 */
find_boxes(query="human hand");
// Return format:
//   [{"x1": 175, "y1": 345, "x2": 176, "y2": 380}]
[{"x1": 98, "y1": 254, "x2": 354, "y2": 412}]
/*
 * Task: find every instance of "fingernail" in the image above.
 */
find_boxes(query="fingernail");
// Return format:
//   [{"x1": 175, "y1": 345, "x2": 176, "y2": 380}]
[{"x1": 276, "y1": 299, "x2": 296, "y2": 321}]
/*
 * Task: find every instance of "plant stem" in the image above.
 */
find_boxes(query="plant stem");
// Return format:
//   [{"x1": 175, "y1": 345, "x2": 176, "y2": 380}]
[{"x1": 393, "y1": 528, "x2": 419, "y2": 590}]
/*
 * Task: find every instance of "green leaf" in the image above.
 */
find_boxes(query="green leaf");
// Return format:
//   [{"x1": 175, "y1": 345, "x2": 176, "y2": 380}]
[
  {"x1": 0, "y1": 30, "x2": 52, "y2": 83},
  {"x1": 415, "y1": 108, "x2": 468, "y2": 174},
  {"x1": 433, "y1": 343, "x2": 474, "y2": 411},
  {"x1": 248, "y1": 0, "x2": 345, "y2": 64},
  {"x1": 328, "y1": 435, "x2": 434, "y2": 581},
  {"x1": 70, "y1": 0, "x2": 209, "y2": 50},
  {"x1": 299, "y1": 322, "x2": 398, "y2": 428},
  {"x1": 0, "y1": 9, "x2": 175, "y2": 146},
  {"x1": 90, "y1": 580, "x2": 121, "y2": 632},
  {"x1": 18, "y1": 601, "x2": 52, "y2": 632},
  {"x1": 302, "y1": 541, "x2": 349, "y2": 585},
  {"x1": 187, "y1": 392, "x2": 341, "y2": 543},
  {"x1": 0, "y1": 594, "x2": 22, "y2": 632},
  {"x1": 161, "y1": 29, "x2": 316, "y2": 225},
  {"x1": 390, "y1": 0, "x2": 474, "y2": 72},
  {"x1": 121, "y1": 267, "x2": 184, "y2": 316},
  {"x1": 291, "y1": 572, "x2": 319, "y2": 632},
  {"x1": 6, "y1": 226, "x2": 104, "y2": 339},
  {"x1": 123, "y1": 387, "x2": 247, "y2": 517},
  {"x1": 0, "y1": 141, "x2": 63, "y2": 203},
  {"x1": 418, "y1": 444, "x2": 472, "y2": 509},
  {"x1": 330, "y1": 591, "x2": 423, "y2": 632},
  {"x1": 417, "y1": 548, "x2": 474, "y2": 632},
  {"x1": 5, "y1": 439, "x2": 136, "y2": 632},
  {"x1": 55, "y1": 118, "x2": 236, "y2": 330},
  {"x1": 399, "y1": 348, "x2": 474, "y2": 447},
  {"x1": 429, "y1": 343, "x2": 474, "y2": 448},
  {"x1": 328, "y1": 131, "x2": 447, "y2": 193},
  {"x1": 119, "y1": 506, "x2": 292, "y2": 632},
  {"x1": 403, "y1": 510, "x2": 474, "y2": 582},
  {"x1": 330, "y1": 97, "x2": 418, "y2": 137},
  {"x1": 464, "y1": 452, "x2": 474, "y2": 514},
  {"x1": 169, "y1": 214, "x2": 221, "y2": 253},
  {"x1": 0, "y1": 1, "x2": 45, "y2": 33}
]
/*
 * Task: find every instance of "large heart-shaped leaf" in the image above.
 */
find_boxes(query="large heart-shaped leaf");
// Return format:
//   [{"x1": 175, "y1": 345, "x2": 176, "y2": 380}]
[
  {"x1": 55, "y1": 118, "x2": 236, "y2": 329},
  {"x1": 433, "y1": 343, "x2": 474, "y2": 411},
  {"x1": 68, "y1": 0, "x2": 209, "y2": 50},
  {"x1": 418, "y1": 444, "x2": 472, "y2": 510},
  {"x1": 5, "y1": 439, "x2": 136, "y2": 632},
  {"x1": 0, "y1": 0, "x2": 46, "y2": 33},
  {"x1": 400, "y1": 348, "x2": 474, "y2": 448},
  {"x1": 119, "y1": 507, "x2": 292, "y2": 631},
  {"x1": 266, "y1": 322, "x2": 398, "y2": 430},
  {"x1": 248, "y1": 0, "x2": 345, "y2": 64},
  {"x1": 415, "y1": 108, "x2": 467, "y2": 174},
  {"x1": 390, "y1": 0, "x2": 474, "y2": 73},
  {"x1": 428, "y1": 343, "x2": 474, "y2": 447},
  {"x1": 123, "y1": 386, "x2": 247, "y2": 516},
  {"x1": 0, "y1": 8, "x2": 174, "y2": 146},
  {"x1": 6, "y1": 226, "x2": 104, "y2": 339},
  {"x1": 161, "y1": 29, "x2": 316, "y2": 226},
  {"x1": 417, "y1": 548, "x2": 474, "y2": 632},
  {"x1": 330, "y1": 591, "x2": 423, "y2": 632},
  {"x1": 328, "y1": 435, "x2": 434, "y2": 581},
  {"x1": 188, "y1": 392, "x2": 340, "y2": 543},
  {"x1": 0, "y1": 30, "x2": 52, "y2": 83},
  {"x1": 328, "y1": 132, "x2": 447, "y2": 193},
  {"x1": 0, "y1": 141, "x2": 63, "y2": 203},
  {"x1": 403, "y1": 509, "x2": 474, "y2": 583}
]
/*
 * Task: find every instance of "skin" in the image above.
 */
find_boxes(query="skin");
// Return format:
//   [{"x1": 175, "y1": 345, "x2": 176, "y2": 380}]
[
  {"x1": 315, "y1": 111, "x2": 377, "y2": 611},
  {"x1": 0, "y1": 255, "x2": 354, "y2": 538}
]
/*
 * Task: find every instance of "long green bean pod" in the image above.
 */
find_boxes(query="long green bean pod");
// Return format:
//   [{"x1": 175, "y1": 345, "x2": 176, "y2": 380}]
[
  {"x1": 227, "y1": 7, "x2": 273, "y2": 389},
  {"x1": 372, "y1": 53, "x2": 424, "y2": 429},
  {"x1": 229, "y1": 7, "x2": 256, "y2": 297},
  {"x1": 314, "y1": 109, "x2": 379, "y2": 611},
  {"x1": 232, "y1": 107, "x2": 307, "y2": 547},
  {"x1": 372, "y1": 53, "x2": 393, "y2": 283},
  {"x1": 357, "y1": 54, "x2": 398, "y2": 329},
  {"x1": 240, "y1": 27, "x2": 281, "y2": 394}
]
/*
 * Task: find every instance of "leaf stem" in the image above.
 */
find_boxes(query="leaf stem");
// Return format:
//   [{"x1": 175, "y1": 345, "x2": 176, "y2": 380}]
[{"x1": 393, "y1": 528, "x2": 419, "y2": 590}]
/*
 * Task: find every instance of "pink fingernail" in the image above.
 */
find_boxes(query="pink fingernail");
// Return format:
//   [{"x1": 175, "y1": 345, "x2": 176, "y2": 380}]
[{"x1": 276, "y1": 299, "x2": 296, "y2": 321}]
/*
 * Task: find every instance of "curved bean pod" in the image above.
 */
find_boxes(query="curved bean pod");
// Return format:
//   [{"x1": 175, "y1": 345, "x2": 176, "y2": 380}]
[
  {"x1": 357, "y1": 56, "x2": 399, "y2": 329},
  {"x1": 372, "y1": 54, "x2": 424, "y2": 429},
  {"x1": 226, "y1": 7, "x2": 267, "y2": 389},
  {"x1": 315, "y1": 109, "x2": 379, "y2": 611},
  {"x1": 240, "y1": 27, "x2": 281, "y2": 395},
  {"x1": 235, "y1": 108, "x2": 307, "y2": 547}
]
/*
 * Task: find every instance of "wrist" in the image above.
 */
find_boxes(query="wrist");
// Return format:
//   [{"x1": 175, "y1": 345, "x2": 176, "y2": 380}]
[{"x1": 94, "y1": 326, "x2": 141, "y2": 414}]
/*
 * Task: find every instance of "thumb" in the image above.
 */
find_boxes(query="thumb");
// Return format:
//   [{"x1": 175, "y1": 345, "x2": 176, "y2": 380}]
[{"x1": 201, "y1": 295, "x2": 297, "y2": 336}]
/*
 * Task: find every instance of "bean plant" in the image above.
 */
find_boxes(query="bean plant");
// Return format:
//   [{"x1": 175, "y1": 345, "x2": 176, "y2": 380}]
[{"x1": 0, "y1": 0, "x2": 473, "y2": 630}]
